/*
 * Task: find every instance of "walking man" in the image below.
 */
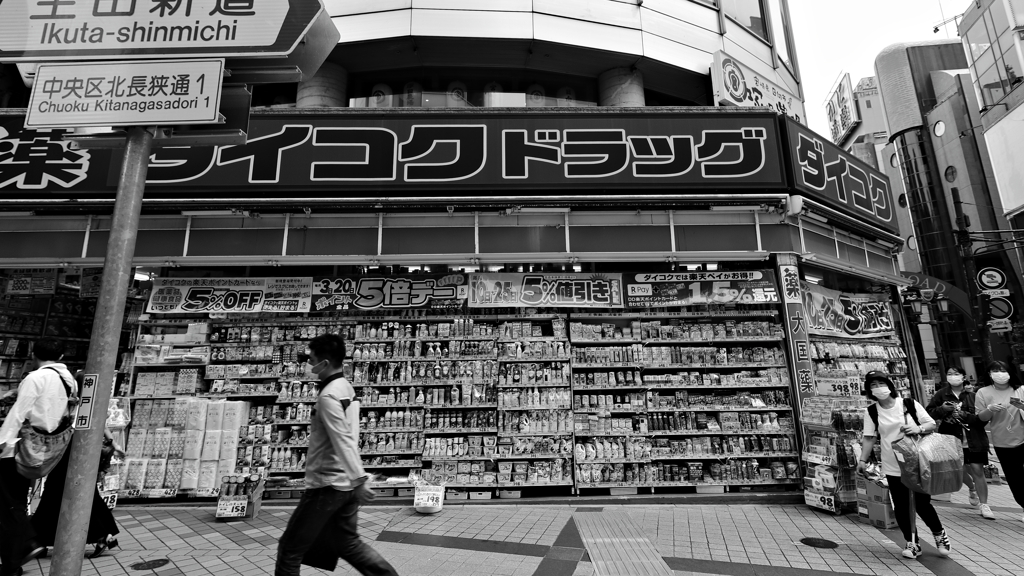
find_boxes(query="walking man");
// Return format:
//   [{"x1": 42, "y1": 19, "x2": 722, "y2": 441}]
[{"x1": 275, "y1": 333, "x2": 397, "y2": 576}]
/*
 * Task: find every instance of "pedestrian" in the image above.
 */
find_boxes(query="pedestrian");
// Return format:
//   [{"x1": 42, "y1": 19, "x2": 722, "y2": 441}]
[
  {"x1": 974, "y1": 360, "x2": 1024, "y2": 522},
  {"x1": 857, "y1": 371, "x2": 951, "y2": 560},
  {"x1": 0, "y1": 338, "x2": 77, "y2": 576},
  {"x1": 275, "y1": 333, "x2": 398, "y2": 576},
  {"x1": 926, "y1": 366, "x2": 993, "y2": 518},
  {"x1": 31, "y1": 373, "x2": 123, "y2": 558}
]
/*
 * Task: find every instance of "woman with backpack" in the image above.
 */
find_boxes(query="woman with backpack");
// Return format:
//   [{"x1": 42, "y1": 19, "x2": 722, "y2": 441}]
[
  {"x1": 975, "y1": 360, "x2": 1024, "y2": 522},
  {"x1": 926, "y1": 366, "x2": 993, "y2": 519},
  {"x1": 857, "y1": 371, "x2": 950, "y2": 560}
]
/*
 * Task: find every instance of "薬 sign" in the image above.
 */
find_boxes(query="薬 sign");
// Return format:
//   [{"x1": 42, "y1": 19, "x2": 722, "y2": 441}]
[{"x1": 26, "y1": 59, "x2": 223, "y2": 129}]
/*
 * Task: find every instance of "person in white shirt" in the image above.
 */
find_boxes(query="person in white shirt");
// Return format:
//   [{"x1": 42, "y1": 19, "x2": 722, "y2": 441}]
[
  {"x1": 857, "y1": 371, "x2": 950, "y2": 561},
  {"x1": 0, "y1": 338, "x2": 77, "y2": 576}
]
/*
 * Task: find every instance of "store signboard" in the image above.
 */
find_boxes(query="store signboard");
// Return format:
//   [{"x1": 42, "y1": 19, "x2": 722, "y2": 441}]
[
  {"x1": 146, "y1": 277, "x2": 312, "y2": 314},
  {"x1": 783, "y1": 118, "x2": 897, "y2": 235},
  {"x1": 802, "y1": 283, "x2": 896, "y2": 340},
  {"x1": 312, "y1": 275, "x2": 468, "y2": 311},
  {"x1": 468, "y1": 273, "x2": 623, "y2": 308},
  {"x1": 622, "y1": 270, "x2": 779, "y2": 308},
  {"x1": 0, "y1": 110, "x2": 786, "y2": 201},
  {"x1": 79, "y1": 267, "x2": 104, "y2": 299},
  {"x1": 711, "y1": 51, "x2": 806, "y2": 124},
  {"x1": 0, "y1": 0, "x2": 323, "y2": 61},
  {"x1": 825, "y1": 74, "x2": 860, "y2": 144},
  {"x1": 778, "y1": 263, "x2": 815, "y2": 396},
  {"x1": 26, "y1": 59, "x2": 224, "y2": 129}
]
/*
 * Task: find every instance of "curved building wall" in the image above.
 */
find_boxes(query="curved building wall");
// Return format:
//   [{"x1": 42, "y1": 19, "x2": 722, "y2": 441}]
[{"x1": 323, "y1": 0, "x2": 802, "y2": 107}]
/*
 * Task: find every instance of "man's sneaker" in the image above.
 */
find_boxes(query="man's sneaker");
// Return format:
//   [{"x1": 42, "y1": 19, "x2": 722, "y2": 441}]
[
  {"x1": 969, "y1": 491, "x2": 980, "y2": 507},
  {"x1": 980, "y1": 504, "x2": 995, "y2": 519},
  {"x1": 933, "y1": 530, "x2": 952, "y2": 557},
  {"x1": 902, "y1": 541, "x2": 922, "y2": 559}
]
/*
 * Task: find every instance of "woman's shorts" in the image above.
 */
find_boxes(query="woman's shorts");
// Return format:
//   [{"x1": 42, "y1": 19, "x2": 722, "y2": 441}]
[{"x1": 964, "y1": 449, "x2": 989, "y2": 465}]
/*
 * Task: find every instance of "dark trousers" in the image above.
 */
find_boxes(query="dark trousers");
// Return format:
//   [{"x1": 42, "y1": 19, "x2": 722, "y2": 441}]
[
  {"x1": 886, "y1": 475, "x2": 943, "y2": 543},
  {"x1": 31, "y1": 446, "x2": 118, "y2": 547},
  {"x1": 275, "y1": 487, "x2": 397, "y2": 576},
  {"x1": 0, "y1": 458, "x2": 35, "y2": 573},
  {"x1": 994, "y1": 443, "x2": 1024, "y2": 509}
]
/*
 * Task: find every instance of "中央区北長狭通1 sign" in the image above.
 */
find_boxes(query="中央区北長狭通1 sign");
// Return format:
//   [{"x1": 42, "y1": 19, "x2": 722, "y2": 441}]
[{"x1": 26, "y1": 59, "x2": 223, "y2": 128}]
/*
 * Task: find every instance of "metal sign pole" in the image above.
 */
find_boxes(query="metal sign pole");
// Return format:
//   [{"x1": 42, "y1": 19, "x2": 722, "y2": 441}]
[{"x1": 49, "y1": 126, "x2": 155, "y2": 576}]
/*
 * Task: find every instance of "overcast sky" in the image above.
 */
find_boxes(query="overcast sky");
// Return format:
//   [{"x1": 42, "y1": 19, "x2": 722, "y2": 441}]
[{"x1": 788, "y1": 0, "x2": 971, "y2": 137}]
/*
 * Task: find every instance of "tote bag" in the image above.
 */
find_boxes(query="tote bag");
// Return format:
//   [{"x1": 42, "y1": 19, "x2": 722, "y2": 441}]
[{"x1": 14, "y1": 368, "x2": 77, "y2": 480}]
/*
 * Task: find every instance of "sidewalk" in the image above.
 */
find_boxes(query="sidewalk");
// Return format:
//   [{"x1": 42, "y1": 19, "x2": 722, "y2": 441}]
[{"x1": 23, "y1": 483, "x2": 1023, "y2": 576}]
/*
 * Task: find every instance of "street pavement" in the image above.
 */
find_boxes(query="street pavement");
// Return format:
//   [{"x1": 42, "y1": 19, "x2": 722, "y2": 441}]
[{"x1": 22, "y1": 483, "x2": 1023, "y2": 576}]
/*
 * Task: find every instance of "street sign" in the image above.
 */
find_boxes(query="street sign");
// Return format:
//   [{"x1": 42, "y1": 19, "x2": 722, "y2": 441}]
[
  {"x1": 0, "y1": 0, "x2": 323, "y2": 62},
  {"x1": 983, "y1": 289, "x2": 1011, "y2": 297},
  {"x1": 977, "y1": 267, "x2": 1007, "y2": 290},
  {"x1": 988, "y1": 318, "x2": 1012, "y2": 333},
  {"x1": 988, "y1": 297, "x2": 1014, "y2": 320},
  {"x1": 26, "y1": 59, "x2": 223, "y2": 129}
]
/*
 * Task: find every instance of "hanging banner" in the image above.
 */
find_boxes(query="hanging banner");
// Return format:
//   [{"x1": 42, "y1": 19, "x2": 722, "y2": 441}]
[
  {"x1": 147, "y1": 277, "x2": 312, "y2": 314},
  {"x1": 312, "y1": 275, "x2": 468, "y2": 311},
  {"x1": 468, "y1": 273, "x2": 623, "y2": 308},
  {"x1": 623, "y1": 270, "x2": 779, "y2": 308},
  {"x1": 778, "y1": 263, "x2": 815, "y2": 396},
  {"x1": 4, "y1": 268, "x2": 58, "y2": 295},
  {"x1": 802, "y1": 283, "x2": 896, "y2": 339},
  {"x1": 79, "y1": 267, "x2": 105, "y2": 299}
]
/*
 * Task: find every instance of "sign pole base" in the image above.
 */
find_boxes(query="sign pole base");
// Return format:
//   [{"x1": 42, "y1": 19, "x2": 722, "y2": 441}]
[{"x1": 49, "y1": 126, "x2": 154, "y2": 576}]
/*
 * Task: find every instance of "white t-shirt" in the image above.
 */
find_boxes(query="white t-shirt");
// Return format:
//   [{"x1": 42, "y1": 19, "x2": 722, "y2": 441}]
[{"x1": 863, "y1": 400, "x2": 936, "y2": 477}]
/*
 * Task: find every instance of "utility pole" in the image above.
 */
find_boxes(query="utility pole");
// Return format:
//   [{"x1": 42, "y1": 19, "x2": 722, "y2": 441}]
[
  {"x1": 950, "y1": 187, "x2": 994, "y2": 367},
  {"x1": 50, "y1": 126, "x2": 155, "y2": 576}
]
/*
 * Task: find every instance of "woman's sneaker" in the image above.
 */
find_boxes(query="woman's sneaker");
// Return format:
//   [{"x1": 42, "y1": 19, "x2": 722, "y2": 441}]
[
  {"x1": 933, "y1": 530, "x2": 952, "y2": 557},
  {"x1": 980, "y1": 504, "x2": 995, "y2": 519},
  {"x1": 969, "y1": 491, "x2": 980, "y2": 507},
  {"x1": 902, "y1": 541, "x2": 922, "y2": 559}
]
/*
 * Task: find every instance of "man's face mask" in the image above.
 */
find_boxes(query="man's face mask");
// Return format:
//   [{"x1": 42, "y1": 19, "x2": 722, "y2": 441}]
[{"x1": 309, "y1": 358, "x2": 327, "y2": 375}]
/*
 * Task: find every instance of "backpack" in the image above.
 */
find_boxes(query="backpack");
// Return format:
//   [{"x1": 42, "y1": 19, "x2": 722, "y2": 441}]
[{"x1": 868, "y1": 398, "x2": 920, "y2": 431}]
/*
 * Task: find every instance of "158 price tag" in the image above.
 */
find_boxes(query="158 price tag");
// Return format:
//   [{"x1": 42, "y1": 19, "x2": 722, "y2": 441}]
[{"x1": 216, "y1": 497, "x2": 248, "y2": 518}]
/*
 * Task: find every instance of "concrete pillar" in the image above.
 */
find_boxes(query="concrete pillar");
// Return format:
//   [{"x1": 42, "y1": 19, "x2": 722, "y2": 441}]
[
  {"x1": 598, "y1": 67, "x2": 645, "y2": 107},
  {"x1": 296, "y1": 62, "x2": 347, "y2": 108}
]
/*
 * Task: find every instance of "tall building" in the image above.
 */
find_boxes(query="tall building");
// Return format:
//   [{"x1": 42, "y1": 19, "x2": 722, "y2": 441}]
[{"x1": 875, "y1": 38, "x2": 1023, "y2": 379}]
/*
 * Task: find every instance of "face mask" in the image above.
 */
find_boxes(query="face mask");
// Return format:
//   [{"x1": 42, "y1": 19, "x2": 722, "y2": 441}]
[
  {"x1": 872, "y1": 387, "x2": 891, "y2": 400},
  {"x1": 991, "y1": 372, "x2": 1011, "y2": 386},
  {"x1": 309, "y1": 359, "x2": 327, "y2": 375},
  {"x1": 947, "y1": 375, "x2": 964, "y2": 385}
]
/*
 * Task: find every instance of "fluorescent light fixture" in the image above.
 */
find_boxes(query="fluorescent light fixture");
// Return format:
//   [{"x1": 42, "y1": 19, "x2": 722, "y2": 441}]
[
  {"x1": 134, "y1": 272, "x2": 151, "y2": 282},
  {"x1": 802, "y1": 212, "x2": 829, "y2": 224},
  {"x1": 181, "y1": 210, "x2": 243, "y2": 216},
  {"x1": 517, "y1": 207, "x2": 570, "y2": 213},
  {"x1": 710, "y1": 205, "x2": 761, "y2": 212},
  {"x1": 805, "y1": 274, "x2": 823, "y2": 285},
  {"x1": 706, "y1": 263, "x2": 719, "y2": 271},
  {"x1": 0, "y1": 211, "x2": 34, "y2": 216}
]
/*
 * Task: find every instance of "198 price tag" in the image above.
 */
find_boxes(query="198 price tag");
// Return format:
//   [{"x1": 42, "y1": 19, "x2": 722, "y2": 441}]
[{"x1": 413, "y1": 486, "x2": 444, "y2": 508}]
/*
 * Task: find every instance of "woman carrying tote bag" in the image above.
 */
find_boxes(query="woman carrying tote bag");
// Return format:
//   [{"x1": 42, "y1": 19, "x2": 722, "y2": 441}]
[{"x1": 857, "y1": 371, "x2": 950, "y2": 560}]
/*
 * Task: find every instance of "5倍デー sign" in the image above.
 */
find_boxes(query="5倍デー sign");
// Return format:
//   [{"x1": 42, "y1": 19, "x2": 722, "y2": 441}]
[
  {"x1": 147, "y1": 277, "x2": 312, "y2": 314},
  {"x1": 312, "y1": 275, "x2": 468, "y2": 311},
  {"x1": 711, "y1": 51, "x2": 806, "y2": 124},
  {"x1": 468, "y1": 273, "x2": 623, "y2": 308},
  {"x1": 623, "y1": 270, "x2": 779, "y2": 308},
  {"x1": 26, "y1": 59, "x2": 223, "y2": 129},
  {"x1": 0, "y1": 0, "x2": 323, "y2": 61}
]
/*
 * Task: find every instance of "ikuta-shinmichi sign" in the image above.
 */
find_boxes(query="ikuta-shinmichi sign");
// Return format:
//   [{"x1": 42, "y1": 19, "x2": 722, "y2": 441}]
[
  {"x1": 0, "y1": 0, "x2": 323, "y2": 61},
  {"x1": 26, "y1": 59, "x2": 223, "y2": 128}
]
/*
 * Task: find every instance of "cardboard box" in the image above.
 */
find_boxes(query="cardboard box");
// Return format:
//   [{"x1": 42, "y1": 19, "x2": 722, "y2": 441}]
[
  {"x1": 867, "y1": 502, "x2": 897, "y2": 529},
  {"x1": 866, "y1": 480, "x2": 889, "y2": 504}
]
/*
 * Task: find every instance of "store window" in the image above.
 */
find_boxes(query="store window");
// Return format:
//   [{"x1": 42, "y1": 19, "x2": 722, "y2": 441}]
[
  {"x1": 766, "y1": 0, "x2": 793, "y2": 69},
  {"x1": 723, "y1": 0, "x2": 768, "y2": 42},
  {"x1": 964, "y1": 1, "x2": 1022, "y2": 107}
]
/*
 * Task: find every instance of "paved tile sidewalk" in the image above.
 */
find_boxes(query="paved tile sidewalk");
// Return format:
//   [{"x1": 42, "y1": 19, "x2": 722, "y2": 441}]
[{"x1": 20, "y1": 483, "x2": 1023, "y2": 576}]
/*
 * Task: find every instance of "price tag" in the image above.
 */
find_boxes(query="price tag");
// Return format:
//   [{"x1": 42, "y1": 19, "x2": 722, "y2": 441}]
[
  {"x1": 216, "y1": 496, "x2": 249, "y2": 518},
  {"x1": 413, "y1": 486, "x2": 444, "y2": 508},
  {"x1": 804, "y1": 490, "x2": 838, "y2": 513},
  {"x1": 100, "y1": 491, "x2": 118, "y2": 510}
]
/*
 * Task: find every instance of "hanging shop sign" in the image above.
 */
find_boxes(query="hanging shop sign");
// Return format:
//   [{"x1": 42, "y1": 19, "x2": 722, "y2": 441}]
[
  {"x1": 802, "y1": 283, "x2": 896, "y2": 340},
  {"x1": 79, "y1": 267, "x2": 104, "y2": 299},
  {"x1": 146, "y1": 277, "x2": 312, "y2": 314},
  {"x1": 622, "y1": 270, "x2": 779, "y2": 308},
  {"x1": 468, "y1": 273, "x2": 623, "y2": 309},
  {"x1": 0, "y1": 0, "x2": 323, "y2": 61},
  {"x1": 778, "y1": 263, "x2": 815, "y2": 396},
  {"x1": 26, "y1": 59, "x2": 224, "y2": 129},
  {"x1": 825, "y1": 74, "x2": 861, "y2": 145},
  {"x1": 312, "y1": 275, "x2": 468, "y2": 311},
  {"x1": 711, "y1": 51, "x2": 806, "y2": 124},
  {"x1": 0, "y1": 109, "x2": 786, "y2": 200},
  {"x1": 3, "y1": 268, "x2": 59, "y2": 295}
]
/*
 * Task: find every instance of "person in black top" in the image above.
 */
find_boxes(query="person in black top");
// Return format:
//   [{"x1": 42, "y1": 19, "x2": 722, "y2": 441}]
[{"x1": 926, "y1": 366, "x2": 993, "y2": 519}]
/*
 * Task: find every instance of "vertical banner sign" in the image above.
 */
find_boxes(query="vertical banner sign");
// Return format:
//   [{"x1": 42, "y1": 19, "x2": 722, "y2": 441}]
[
  {"x1": 26, "y1": 59, "x2": 224, "y2": 129},
  {"x1": 76, "y1": 373, "x2": 99, "y2": 429},
  {"x1": 468, "y1": 273, "x2": 623, "y2": 308},
  {"x1": 802, "y1": 283, "x2": 896, "y2": 339},
  {"x1": 147, "y1": 278, "x2": 313, "y2": 313},
  {"x1": 312, "y1": 275, "x2": 468, "y2": 311},
  {"x1": 778, "y1": 264, "x2": 816, "y2": 398},
  {"x1": 623, "y1": 270, "x2": 779, "y2": 307}
]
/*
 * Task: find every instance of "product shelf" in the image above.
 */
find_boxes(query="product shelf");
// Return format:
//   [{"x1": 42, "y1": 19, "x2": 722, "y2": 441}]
[
  {"x1": 572, "y1": 362, "x2": 641, "y2": 369},
  {"x1": 574, "y1": 385, "x2": 646, "y2": 391},
  {"x1": 575, "y1": 408, "x2": 647, "y2": 414},
  {"x1": 578, "y1": 458, "x2": 650, "y2": 464},
  {"x1": 498, "y1": 405, "x2": 572, "y2": 411},
  {"x1": 498, "y1": 481, "x2": 573, "y2": 488},
  {"x1": 575, "y1": 432, "x2": 649, "y2": 437},
  {"x1": 421, "y1": 456, "x2": 493, "y2": 461},
  {"x1": 497, "y1": 337, "x2": 568, "y2": 343},
  {"x1": 650, "y1": 452, "x2": 799, "y2": 461},
  {"x1": 570, "y1": 339, "x2": 642, "y2": 346},
  {"x1": 269, "y1": 443, "x2": 309, "y2": 449},
  {"x1": 363, "y1": 427, "x2": 424, "y2": 434},
  {"x1": 647, "y1": 407, "x2": 792, "y2": 413},
  {"x1": 362, "y1": 463, "x2": 422, "y2": 469},
  {"x1": 361, "y1": 403, "x2": 428, "y2": 409},
  {"x1": 649, "y1": 479, "x2": 799, "y2": 487},
  {"x1": 423, "y1": 428, "x2": 497, "y2": 435},
  {"x1": 649, "y1": 430, "x2": 797, "y2": 437},
  {"x1": 362, "y1": 450, "x2": 423, "y2": 456},
  {"x1": 498, "y1": 356, "x2": 572, "y2": 363},
  {"x1": 495, "y1": 453, "x2": 570, "y2": 460},
  {"x1": 273, "y1": 420, "x2": 311, "y2": 426},
  {"x1": 497, "y1": 382, "x2": 570, "y2": 389},
  {"x1": 355, "y1": 336, "x2": 495, "y2": 343},
  {"x1": 497, "y1": 431, "x2": 573, "y2": 437},
  {"x1": 645, "y1": 383, "x2": 790, "y2": 390},
  {"x1": 642, "y1": 364, "x2": 786, "y2": 370}
]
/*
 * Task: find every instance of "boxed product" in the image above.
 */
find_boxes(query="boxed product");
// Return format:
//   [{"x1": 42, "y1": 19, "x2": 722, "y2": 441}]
[
  {"x1": 134, "y1": 372, "x2": 156, "y2": 396},
  {"x1": 151, "y1": 428, "x2": 172, "y2": 458},
  {"x1": 144, "y1": 459, "x2": 167, "y2": 489},
  {"x1": 197, "y1": 461, "x2": 219, "y2": 490},
  {"x1": 154, "y1": 372, "x2": 176, "y2": 396},
  {"x1": 180, "y1": 459, "x2": 201, "y2": 490},
  {"x1": 125, "y1": 428, "x2": 148, "y2": 459},
  {"x1": 133, "y1": 400, "x2": 154, "y2": 427},
  {"x1": 185, "y1": 399, "x2": 209, "y2": 430},
  {"x1": 205, "y1": 400, "x2": 226, "y2": 430},
  {"x1": 164, "y1": 459, "x2": 184, "y2": 491},
  {"x1": 176, "y1": 368, "x2": 199, "y2": 394},
  {"x1": 201, "y1": 430, "x2": 222, "y2": 461}
]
